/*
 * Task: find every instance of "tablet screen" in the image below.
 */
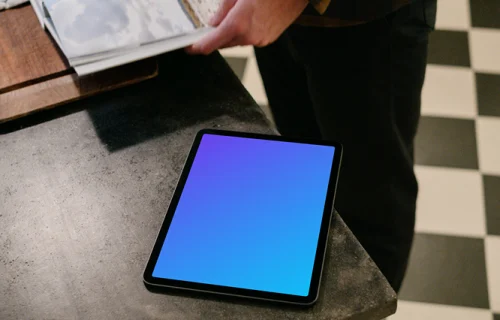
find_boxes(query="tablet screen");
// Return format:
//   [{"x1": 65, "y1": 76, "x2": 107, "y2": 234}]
[{"x1": 150, "y1": 132, "x2": 337, "y2": 299}]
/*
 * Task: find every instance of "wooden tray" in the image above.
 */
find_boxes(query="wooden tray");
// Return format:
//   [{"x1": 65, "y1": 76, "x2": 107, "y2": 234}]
[{"x1": 0, "y1": 4, "x2": 158, "y2": 123}]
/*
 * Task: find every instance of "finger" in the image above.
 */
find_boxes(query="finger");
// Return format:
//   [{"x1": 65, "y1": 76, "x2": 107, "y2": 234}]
[
  {"x1": 209, "y1": 0, "x2": 237, "y2": 26},
  {"x1": 187, "y1": 32, "x2": 242, "y2": 54},
  {"x1": 184, "y1": 44, "x2": 197, "y2": 55},
  {"x1": 220, "y1": 40, "x2": 242, "y2": 49},
  {"x1": 189, "y1": 19, "x2": 239, "y2": 55},
  {"x1": 220, "y1": 34, "x2": 250, "y2": 49},
  {"x1": 190, "y1": 1, "x2": 249, "y2": 55}
]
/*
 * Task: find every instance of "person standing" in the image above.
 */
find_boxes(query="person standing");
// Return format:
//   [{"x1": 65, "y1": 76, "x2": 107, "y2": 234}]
[{"x1": 188, "y1": 0, "x2": 437, "y2": 292}]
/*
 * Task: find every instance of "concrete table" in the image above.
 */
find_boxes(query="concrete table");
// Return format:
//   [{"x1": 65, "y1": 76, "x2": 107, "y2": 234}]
[{"x1": 0, "y1": 52, "x2": 397, "y2": 320}]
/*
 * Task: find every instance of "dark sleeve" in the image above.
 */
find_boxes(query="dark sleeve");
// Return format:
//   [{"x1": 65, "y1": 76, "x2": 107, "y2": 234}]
[{"x1": 308, "y1": 0, "x2": 409, "y2": 21}]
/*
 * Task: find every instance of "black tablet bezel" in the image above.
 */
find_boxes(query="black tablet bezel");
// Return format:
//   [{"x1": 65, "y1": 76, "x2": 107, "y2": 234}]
[{"x1": 143, "y1": 129, "x2": 343, "y2": 306}]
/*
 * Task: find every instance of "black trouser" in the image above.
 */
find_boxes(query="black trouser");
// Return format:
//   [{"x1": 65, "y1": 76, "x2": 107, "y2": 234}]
[{"x1": 254, "y1": 0, "x2": 437, "y2": 292}]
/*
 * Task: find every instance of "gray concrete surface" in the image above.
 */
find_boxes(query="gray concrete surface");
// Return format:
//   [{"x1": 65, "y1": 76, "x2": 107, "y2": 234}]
[{"x1": 0, "y1": 52, "x2": 396, "y2": 320}]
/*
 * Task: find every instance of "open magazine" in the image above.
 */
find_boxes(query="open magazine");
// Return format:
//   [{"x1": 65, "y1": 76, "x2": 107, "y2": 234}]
[{"x1": 30, "y1": 0, "x2": 220, "y2": 75}]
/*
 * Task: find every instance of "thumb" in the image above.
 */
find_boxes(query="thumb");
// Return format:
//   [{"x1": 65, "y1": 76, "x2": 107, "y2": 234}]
[{"x1": 209, "y1": 0, "x2": 237, "y2": 26}]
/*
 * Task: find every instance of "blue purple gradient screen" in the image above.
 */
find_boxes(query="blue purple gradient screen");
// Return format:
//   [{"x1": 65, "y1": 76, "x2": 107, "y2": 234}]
[{"x1": 152, "y1": 134, "x2": 336, "y2": 296}]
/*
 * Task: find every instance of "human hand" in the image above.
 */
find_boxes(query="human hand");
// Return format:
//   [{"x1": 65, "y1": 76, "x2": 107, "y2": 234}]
[{"x1": 186, "y1": 0, "x2": 308, "y2": 55}]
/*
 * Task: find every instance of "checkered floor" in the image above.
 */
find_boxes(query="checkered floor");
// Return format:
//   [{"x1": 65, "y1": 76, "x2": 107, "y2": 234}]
[{"x1": 221, "y1": 0, "x2": 500, "y2": 318}]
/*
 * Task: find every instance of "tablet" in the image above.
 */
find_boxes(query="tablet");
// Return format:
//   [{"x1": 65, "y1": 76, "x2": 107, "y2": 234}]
[{"x1": 143, "y1": 129, "x2": 342, "y2": 306}]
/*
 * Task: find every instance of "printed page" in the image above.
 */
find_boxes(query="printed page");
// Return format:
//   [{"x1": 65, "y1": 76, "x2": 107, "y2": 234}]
[
  {"x1": 44, "y1": 0, "x2": 197, "y2": 59},
  {"x1": 74, "y1": 27, "x2": 212, "y2": 76}
]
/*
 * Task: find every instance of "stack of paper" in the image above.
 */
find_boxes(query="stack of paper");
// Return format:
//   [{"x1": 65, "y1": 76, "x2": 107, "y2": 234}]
[{"x1": 30, "y1": 0, "x2": 219, "y2": 75}]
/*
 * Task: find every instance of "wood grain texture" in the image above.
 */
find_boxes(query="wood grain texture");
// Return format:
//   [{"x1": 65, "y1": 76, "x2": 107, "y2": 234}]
[
  {"x1": 0, "y1": 60, "x2": 158, "y2": 123},
  {"x1": 0, "y1": 4, "x2": 69, "y2": 93}
]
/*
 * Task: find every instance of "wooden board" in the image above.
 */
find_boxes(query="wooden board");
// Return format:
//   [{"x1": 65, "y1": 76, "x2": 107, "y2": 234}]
[
  {"x1": 0, "y1": 60, "x2": 158, "y2": 123},
  {"x1": 0, "y1": 4, "x2": 159, "y2": 124},
  {"x1": 0, "y1": 4, "x2": 69, "y2": 93}
]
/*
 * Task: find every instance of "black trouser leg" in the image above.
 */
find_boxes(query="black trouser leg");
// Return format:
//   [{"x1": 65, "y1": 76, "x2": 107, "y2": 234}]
[
  {"x1": 254, "y1": 32, "x2": 322, "y2": 140},
  {"x1": 255, "y1": 0, "x2": 435, "y2": 292}
]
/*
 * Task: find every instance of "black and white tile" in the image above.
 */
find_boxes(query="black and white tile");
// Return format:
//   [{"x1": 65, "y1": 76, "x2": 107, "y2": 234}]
[
  {"x1": 470, "y1": 0, "x2": 500, "y2": 30},
  {"x1": 225, "y1": 57, "x2": 248, "y2": 81},
  {"x1": 428, "y1": 30, "x2": 471, "y2": 67},
  {"x1": 221, "y1": 1, "x2": 500, "y2": 317},
  {"x1": 390, "y1": 301, "x2": 493, "y2": 320},
  {"x1": 421, "y1": 65, "x2": 476, "y2": 118},
  {"x1": 414, "y1": 166, "x2": 485, "y2": 237},
  {"x1": 436, "y1": 0, "x2": 470, "y2": 31},
  {"x1": 486, "y1": 236, "x2": 500, "y2": 313},
  {"x1": 415, "y1": 116, "x2": 479, "y2": 169},
  {"x1": 484, "y1": 176, "x2": 500, "y2": 236},
  {"x1": 477, "y1": 73, "x2": 500, "y2": 117},
  {"x1": 470, "y1": 29, "x2": 500, "y2": 74},
  {"x1": 399, "y1": 233, "x2": 490, "y2": 309}
]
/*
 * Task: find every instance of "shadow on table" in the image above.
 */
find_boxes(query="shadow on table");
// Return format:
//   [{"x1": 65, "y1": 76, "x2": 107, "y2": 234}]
[{"x1": 0, "y1": 51, "x2": 266, "y2": 153}]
